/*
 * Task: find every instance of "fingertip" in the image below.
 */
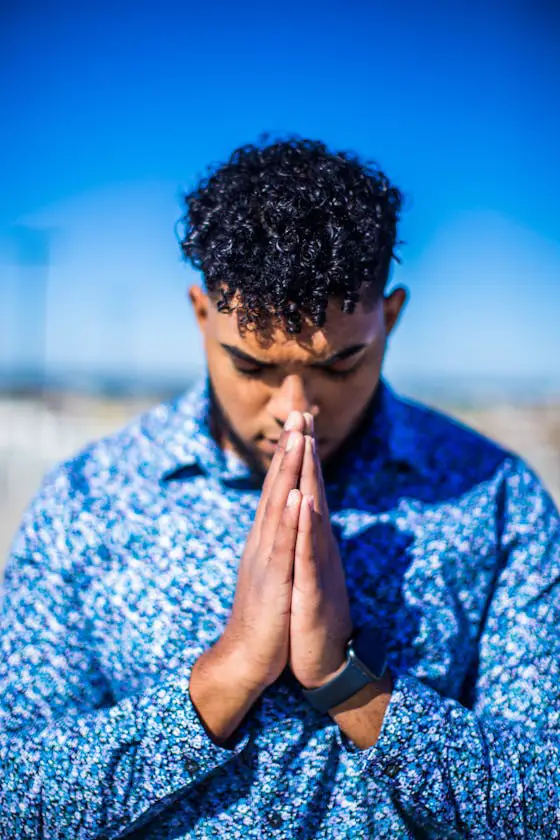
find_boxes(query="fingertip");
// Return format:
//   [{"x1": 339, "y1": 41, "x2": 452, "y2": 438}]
[
  {"x1": 287, "y1": 488, "x2": 301, "y2": 508},
  {"x1": 285, "y1": 411, "x2": 303, "y2": 432}
]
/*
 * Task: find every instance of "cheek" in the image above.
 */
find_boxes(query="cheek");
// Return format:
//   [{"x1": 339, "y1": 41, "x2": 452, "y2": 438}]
[
  {"x1": 209, "y1": 363, "x2": 269, "y2": 427},
  {"x1": 318, "y1": 373, "x2": 379, "y2": 427}
]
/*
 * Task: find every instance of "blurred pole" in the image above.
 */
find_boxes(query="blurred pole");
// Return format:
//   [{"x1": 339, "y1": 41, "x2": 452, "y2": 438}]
[{"x1": 10, "y1": 226, "x2": 50, "y2": 394}]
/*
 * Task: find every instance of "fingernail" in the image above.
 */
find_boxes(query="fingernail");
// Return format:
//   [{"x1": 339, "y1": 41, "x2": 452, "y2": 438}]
[
  {"x1": 285, "y1": 411, "x2": 300, "y2": 431},
  {"x1": 303, "y1": 412, "x2": 314, "y2": 435},
  {"x1": 287, "y1": 489, "x2": 300, "y2": 507},
  {"x1": 286, "y1": 432, "x2": 296, "y2": 452}
]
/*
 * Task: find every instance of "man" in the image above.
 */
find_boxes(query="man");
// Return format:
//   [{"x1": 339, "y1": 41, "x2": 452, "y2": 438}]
[{"x1": 0, "y1": 136, "x2": 558, "y2": 839}]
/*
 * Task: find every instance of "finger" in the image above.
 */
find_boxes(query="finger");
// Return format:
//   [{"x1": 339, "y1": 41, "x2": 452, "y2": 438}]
[
  {"x1": 299, "y1": 434, "x2": 333, "y2": 563},
  {"x1": 300, "y1": 411, "x2": 326, "y2": 517},
  {"x1": 252, "y1": 411, "x2": 304, "y2": 537},
  {"x1": 260, "y1": 430, "x2": 305, "y2": 555},
  {"x1": 263, "y1": 411, "x2": 305, "y2": 494},
  {"x1": 311, "y1": 429, "x2": 329, "y2": 523},
  {"x1": 299, "y1": 435, "x2": 321, "y2": 514},
  {"x1": 293, "y1": 494, "x2": 321, "y2": 599},
  {"x1": 267, "y1": 488, "x2": 301, "y2": 585},
  {"x1": 301, "y1": 412, "x2": 327, "y2": 510}
]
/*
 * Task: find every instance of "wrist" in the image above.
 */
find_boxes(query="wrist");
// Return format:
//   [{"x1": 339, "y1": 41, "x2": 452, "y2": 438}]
[
  {"x1": 211, "y1": 634, "x2": 269, "y2": 697},
  {"x1": 299, "y1": 626, "x2": 388, "y2": 714},
  {"x1": 299, "y1": 656, "x2": 347, "y2": 691},
  {"x1": 329, "y1": 668, "x2": 394, "y2": 750},
  {"x1": 189, "y1": 640, "x2": 264, "y2": 748}
]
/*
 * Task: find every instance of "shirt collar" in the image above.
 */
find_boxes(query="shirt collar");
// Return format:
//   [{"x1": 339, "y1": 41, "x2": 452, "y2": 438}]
[
  {"x1": 149, "y1": 374, "x2": 430, "y2": 487},
  {"x1": 149, "y1": 376, "x2": 257, "y2": 487},
  {"x1": 370, "y1": 380, "x2": 432, "y2": 479}
]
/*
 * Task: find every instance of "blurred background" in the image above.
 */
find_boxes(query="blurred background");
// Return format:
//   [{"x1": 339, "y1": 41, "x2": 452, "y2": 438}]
[{"x1": 1, "y1": 0, "x2": 559, "y2": 570}]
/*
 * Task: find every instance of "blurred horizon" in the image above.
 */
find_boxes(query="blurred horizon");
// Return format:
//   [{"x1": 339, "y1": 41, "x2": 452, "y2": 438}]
[{"x1": 1, "y1": 0, "x2": 560, "y2": 397}]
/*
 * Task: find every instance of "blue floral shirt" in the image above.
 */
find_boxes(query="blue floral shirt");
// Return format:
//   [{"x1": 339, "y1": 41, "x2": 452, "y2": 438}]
[{"x1": 1, "y1": 377, "x2": 559, "y2": 839}]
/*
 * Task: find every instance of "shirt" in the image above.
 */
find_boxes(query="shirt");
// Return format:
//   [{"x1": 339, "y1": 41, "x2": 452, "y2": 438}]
[{"x1": 1, "y1": 376, "x2": 559, "y2": 839}]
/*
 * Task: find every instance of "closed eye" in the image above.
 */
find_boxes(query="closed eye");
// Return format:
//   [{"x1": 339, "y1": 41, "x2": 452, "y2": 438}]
[
  {"x1": 321, "y1": 365, "x2": 359, "y2": 379},
  {"x1": 233, "y1": 363, "x2": 266, "y2": 378},
  {"x1": 223, "y1": 341, "x2": 367, "y2": 381},
  {"x1": 233, "y1": 362, "x2": 359, "y2": 380}
]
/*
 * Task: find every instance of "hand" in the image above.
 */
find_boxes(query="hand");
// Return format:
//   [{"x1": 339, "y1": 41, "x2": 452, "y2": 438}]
[
  {"x1": 288, "y1": 414, "x2": 354, "y2": 690},
  {"x1": 219, "y1": 414, "x2": 306, "y2": 692}
]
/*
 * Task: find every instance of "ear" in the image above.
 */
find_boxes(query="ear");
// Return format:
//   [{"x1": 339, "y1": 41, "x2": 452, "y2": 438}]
[
  {"x1": 188, "y1": 285, "x2": 210, "y2": 335},
  {"x1": 383, "y1": 286, "x2": 407, "y2": 338}
]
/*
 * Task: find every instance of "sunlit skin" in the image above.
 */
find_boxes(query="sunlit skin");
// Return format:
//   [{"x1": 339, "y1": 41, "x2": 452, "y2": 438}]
[
  {"x1": 290, "y1": 414, "x2": 396, "y2": 748},
  {"x1": 189, "y1": 282, "x2": 407, "y2": 749},
  {"x1": 188, "y1": 284, "x2": 407, "y2": 476}
]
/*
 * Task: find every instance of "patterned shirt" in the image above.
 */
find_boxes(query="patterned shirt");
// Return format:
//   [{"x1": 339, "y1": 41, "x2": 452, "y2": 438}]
[{"x1": 1, "y1": 376, "x2": 559, "y2": 839}]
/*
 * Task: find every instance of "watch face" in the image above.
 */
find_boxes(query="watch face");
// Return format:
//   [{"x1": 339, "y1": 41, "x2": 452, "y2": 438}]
[{"x1": 349, "y1": 626, "x2": 387, "y2": 680}]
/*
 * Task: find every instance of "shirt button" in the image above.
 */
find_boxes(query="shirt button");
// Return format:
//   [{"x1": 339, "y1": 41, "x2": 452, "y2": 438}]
[
  {"x1": 184, "y1": 758, "x2": 198, "y2": 774},
  {"x1": 267, "y1": 812, "x2": 283, "y2": 827},
  {"x1": 384, "y1": 761, "x2": 399, "y2": 778}
]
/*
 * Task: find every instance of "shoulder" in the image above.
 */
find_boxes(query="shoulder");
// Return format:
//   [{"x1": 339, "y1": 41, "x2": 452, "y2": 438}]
[
  {"x1": 60, "y1": 392, "x2": 184, "y2": 495},
  {"x1": 393, "y1": 389, "x2": 559, "y2": 520},
  {"x1": 9, "y1": 391, "x2": 191, "y2": 556},
  {"x1": 390, "y1": 389, "x2": 510, "y2": 484}
]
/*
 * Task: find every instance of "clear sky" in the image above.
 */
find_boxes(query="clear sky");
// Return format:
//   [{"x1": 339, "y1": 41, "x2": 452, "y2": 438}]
[{"x1": 1, "y1": 0, "x2": 559, "y2": 390}]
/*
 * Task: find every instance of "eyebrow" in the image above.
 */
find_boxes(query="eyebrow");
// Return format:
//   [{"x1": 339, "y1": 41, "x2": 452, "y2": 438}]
[{"x1": 220, "y1": 342, "x2": 368, "y2": 368}]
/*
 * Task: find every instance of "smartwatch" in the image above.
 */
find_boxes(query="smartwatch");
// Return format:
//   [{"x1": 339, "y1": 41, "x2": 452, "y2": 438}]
[{"x1": 301, "y1": 625, "x2": 387, "y2": 713}]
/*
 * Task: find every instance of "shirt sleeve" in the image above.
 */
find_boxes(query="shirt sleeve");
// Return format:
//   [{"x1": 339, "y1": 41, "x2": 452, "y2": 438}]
[
  {"x1": 337, "y1": 457, "x2": 560, "y2": 839},
  {"x1": 0, "y1": 464, "x2": 249, "y2": 840}
]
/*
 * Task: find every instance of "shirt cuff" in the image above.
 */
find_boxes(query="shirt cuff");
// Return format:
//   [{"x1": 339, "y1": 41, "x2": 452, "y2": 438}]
[
  {"x1": 133, "y1": 671, "x2": 250, "y2": 813},
  {"x1": 334, "y1": 673, "x2": 448, "y2": 793}
]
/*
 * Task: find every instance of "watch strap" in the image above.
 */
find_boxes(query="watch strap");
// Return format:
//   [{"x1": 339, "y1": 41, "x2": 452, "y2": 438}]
[
  {"x1": 301, "y1": 626, "x2": 387, "y2": 713},
  {"x1": 301, "y1": 657, "x2": 372, "y2": 713}
]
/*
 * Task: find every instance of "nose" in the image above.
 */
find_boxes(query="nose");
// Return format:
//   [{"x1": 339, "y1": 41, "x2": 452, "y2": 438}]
[{"x1": 267, "y1": 374, "x2": 317, "y2": 428}]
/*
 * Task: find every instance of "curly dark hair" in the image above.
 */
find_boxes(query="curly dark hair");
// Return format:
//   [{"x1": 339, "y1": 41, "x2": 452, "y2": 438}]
[{"x1": 178, "y1": 134, "x2": 403, "y2": 336}]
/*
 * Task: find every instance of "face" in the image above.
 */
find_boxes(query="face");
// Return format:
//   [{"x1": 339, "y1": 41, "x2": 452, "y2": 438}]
[{"x1": 189, "y1": 286, "x2": 406, "y2": 475}]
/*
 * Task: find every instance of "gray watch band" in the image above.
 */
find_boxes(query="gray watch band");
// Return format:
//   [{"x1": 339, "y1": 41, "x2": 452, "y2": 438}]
[{"x1": 301, "y1": 626, "x2": 387, "y2": 713}]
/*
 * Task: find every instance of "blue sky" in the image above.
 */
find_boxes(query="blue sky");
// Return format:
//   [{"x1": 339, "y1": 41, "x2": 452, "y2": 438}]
[{"x1": 1, "y1": 0, "x2": 559, "y2": 388}]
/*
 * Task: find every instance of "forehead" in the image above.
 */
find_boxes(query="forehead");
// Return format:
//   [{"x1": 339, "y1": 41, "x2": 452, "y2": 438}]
[{"x1": 208, "y1": 297, "x2": 383, "y2": 361}]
